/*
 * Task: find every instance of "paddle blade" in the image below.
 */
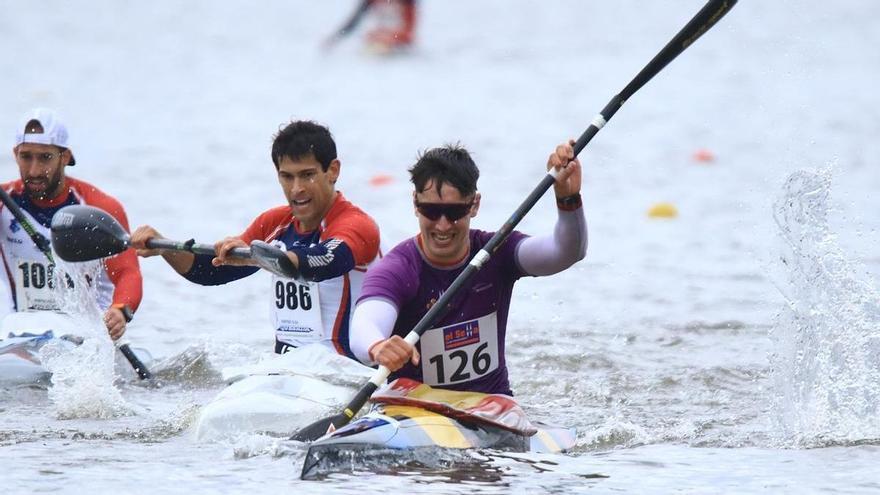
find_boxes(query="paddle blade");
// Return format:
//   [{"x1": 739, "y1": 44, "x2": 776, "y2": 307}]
[
  {"x1": 250, "y1": 240, "x2": 299, "y2": 278},
  {"x1": 290, "y1": 413, "x2": 350, "y2": 443},
  {"x1": 51, "y1": 205, "x2": 131, "y2": 262}
]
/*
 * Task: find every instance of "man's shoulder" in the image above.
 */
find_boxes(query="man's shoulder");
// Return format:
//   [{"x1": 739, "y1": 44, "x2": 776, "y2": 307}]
[
  {"x1": 243, "y1": 205, "x2": 293, "y2": 241},
  {"x1": 380, "y1": 237, "x2": 421, "y2": 268},
  {"x1": 1, "y1": 179, "x2": 24, "y2": 195},
  {"x1": 361, "y1": 237, "x2": 421, "y2": 298},
  {"x1": 470, "y1": 229, "x2": 527, "y2": 246},
  {"x1": 324, "y1": 193, "x2": 380, "y2": 248},
  {"x1": 67, "y1": 177, "x2": 125, "y2": 211},
  {"x1": 327, "y1": 193, "x2": 377, "y2": 224},
  {"x1": 253, "y1": 205, "x2": 293, "y2": 224}
]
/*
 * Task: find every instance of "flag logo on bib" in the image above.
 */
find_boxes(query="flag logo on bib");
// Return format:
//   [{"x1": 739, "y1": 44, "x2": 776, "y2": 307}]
[{"x1": 443, "y1": 319, "x2": 480, "y2": 350}]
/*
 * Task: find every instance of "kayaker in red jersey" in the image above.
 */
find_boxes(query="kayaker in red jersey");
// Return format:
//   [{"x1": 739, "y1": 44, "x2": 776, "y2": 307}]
[
  {"x1": 1, "y1": 109, "x2": 143, "y2": 341},
  {"x1": 349, "y1": 141, "x2": 586, "y2": 395},
  {"x1": 325, "y1": 0, "x2": 417, "y2": 53},
  {"x1": 130, "y1": 121, "x2": 381, "y2": 358}
]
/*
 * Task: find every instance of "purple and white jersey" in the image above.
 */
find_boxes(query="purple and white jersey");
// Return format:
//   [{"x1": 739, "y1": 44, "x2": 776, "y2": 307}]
[{"x1": 358, "y1": 229, "x2": 528, "y2": 395}]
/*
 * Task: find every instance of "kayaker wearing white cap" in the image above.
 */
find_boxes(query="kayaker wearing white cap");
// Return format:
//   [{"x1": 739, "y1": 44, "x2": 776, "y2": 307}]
[{"x1": 1, "y1": 108, "x2": 143, "y2": 341}]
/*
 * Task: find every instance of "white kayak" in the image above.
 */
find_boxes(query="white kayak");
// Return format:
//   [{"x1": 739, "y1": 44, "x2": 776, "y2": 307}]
[
  {"x1": 193, "y1": 345, "x2": 374, "y2": 441},
  {"x1": 0, "y1": 312, "x2": 151, "y2": 385}
]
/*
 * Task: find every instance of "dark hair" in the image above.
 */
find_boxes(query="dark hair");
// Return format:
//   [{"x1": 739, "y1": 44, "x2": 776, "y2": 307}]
[
  {"x1": 271, "y1": 120, "x2": 337, "y2": 170},
  {"x1": 409, "y1": 144, "x2": 479, "y2": 198}
]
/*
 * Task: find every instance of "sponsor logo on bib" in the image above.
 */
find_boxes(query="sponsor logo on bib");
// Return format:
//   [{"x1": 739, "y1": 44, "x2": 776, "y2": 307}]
[{"x1": 443, "y1": 319, "x2": 480, "y2": 350}]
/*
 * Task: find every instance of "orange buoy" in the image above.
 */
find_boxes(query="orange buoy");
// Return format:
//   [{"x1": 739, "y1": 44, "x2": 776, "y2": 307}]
[
  {"x1": 369, "y1": 174, "x2": 394, "y2": 187},
  {"x1": 692, "y1": 148, "x2": 715, "y2": 163}
]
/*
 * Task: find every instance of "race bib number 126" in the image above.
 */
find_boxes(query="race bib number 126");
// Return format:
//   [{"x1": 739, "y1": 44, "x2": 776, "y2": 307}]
[{"x1": 420, "y1": 312, "x2": 500, "y2": 386}]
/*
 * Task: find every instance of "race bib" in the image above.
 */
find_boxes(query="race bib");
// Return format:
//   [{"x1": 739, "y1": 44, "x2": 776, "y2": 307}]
[
  {"x1": 420, "y1": 312, "x2": 500, "y2": 386},
  {"x1": 13, "y1": 260, "x2": 60, "y2": 311},
  {"x1": 271, "y1": 276, "x2": 323, "y2": 347}
]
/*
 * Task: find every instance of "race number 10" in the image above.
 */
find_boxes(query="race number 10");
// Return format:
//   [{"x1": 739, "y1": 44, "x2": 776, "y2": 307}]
[{"x1": 18, "y1": 261, "x2": 54, "y2": 289}]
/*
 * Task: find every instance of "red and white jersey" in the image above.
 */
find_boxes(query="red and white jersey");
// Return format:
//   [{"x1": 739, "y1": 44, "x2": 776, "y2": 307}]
[
  {"x1": 0, "y1": 177, "x2": 143, "y2": 317},
  {"x1": 240, "y1": 192, "x2": 381, "y2": 357}
]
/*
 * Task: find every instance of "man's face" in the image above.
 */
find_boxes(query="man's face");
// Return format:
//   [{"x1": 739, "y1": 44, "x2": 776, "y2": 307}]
[
  {"x1": 14, "y1": 143, "x2": 68, "y2": 200},
  {"x1": 414, "y1": 180, "x2": 480, "y2": 265},
  {"x1": 277, "y1": 155, "x2": 340, "y2": 231}
]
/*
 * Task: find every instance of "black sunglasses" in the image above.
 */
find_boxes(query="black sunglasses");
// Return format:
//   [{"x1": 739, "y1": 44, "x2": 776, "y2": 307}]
[{"x1": 414, "y1": 201, "x2": 474, "y2": 222}]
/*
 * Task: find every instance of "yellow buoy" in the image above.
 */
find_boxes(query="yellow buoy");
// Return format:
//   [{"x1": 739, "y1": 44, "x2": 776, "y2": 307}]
[{"x1": 648, "y1": 202, "x2": 678, "y2": 219}]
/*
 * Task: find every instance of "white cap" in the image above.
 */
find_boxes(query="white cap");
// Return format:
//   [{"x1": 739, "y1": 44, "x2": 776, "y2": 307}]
[{"x1": 14, "y1": 108, "x2": 76, "y2": 165}]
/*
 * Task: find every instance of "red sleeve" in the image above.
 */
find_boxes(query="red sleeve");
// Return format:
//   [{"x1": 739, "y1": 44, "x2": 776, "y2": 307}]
[
  {"x1": 238, "y1": 206, "x2": 293, "y2": 244},
  {"x1": 323, "y1": 209, "x2": 380, "y2": 266},
  {"x1": 238, "y1": 202, "x2": 379, "y2": 265},
  {"x1": 74, "y1": 181, "x2": 143, "y2": 312}
]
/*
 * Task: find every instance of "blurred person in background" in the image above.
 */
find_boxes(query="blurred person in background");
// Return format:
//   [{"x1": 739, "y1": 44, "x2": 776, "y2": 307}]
[{"x1": 324, "y1": 0, "x2": 417, "y2": 54}]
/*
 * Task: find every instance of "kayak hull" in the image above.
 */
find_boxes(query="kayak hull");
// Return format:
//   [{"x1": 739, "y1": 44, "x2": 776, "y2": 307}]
[
  {"x1": 0, "y1": 313, "x2": 150, "y2": 385},
  {"x1": 0, "y1": 331, "x2": 62, "y2": 385},
  {"x1": 194, "y1": 374, "x2": 358, "y2": 441},
  {"x1": 300, "y1": 389, "x2": 577, "y2": 479},
  {"x1": 193, "y1": 345, "x2": 375, "y2": 441}
]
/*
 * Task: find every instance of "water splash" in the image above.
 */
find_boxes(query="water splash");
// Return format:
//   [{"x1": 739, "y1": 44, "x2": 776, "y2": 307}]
[
  {"x1": 768, "y1": 166, "x2": 880, "y2": 447},
  {"x1": 40, "y1": 259, "x2": 133, "y2": 419},
  {"x1": 573, "y1": 417, "x2": 650, "y2": 452}
]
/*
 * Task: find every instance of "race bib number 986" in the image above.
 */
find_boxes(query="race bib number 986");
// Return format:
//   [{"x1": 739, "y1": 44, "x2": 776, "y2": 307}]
[{"x1": 420, "y1": 313, "x2": 499, "y2": 386}]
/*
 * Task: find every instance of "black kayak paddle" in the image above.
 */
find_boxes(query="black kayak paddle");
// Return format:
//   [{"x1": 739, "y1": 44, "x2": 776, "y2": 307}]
[
  {"x1": 292, "y1": 0, "x2": 740, "y2": 451},
  {"x1": 50, "y1": 204, "x2": 299, "y2": 279}
]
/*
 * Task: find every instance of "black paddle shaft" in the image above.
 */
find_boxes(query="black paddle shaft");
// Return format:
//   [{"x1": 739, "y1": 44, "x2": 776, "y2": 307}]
[
  {"x1": 144, "y1": 238, "x2": 298, "y2": 278},
  {"x1": 145, "y1": 238, "x2": 250, "y2": 258},
  {"x1": 322, "y1": 0, "x2": 741, "y2": 433},
  {"x1": 574, "y1": 0, "x2": 737, "y2": 155},
  {"x1": 0, "y1": 187, "x2": 54, "y2": 260},
  {"x1": 118, "y1": 343, "x2": 152, "y2": 380}
]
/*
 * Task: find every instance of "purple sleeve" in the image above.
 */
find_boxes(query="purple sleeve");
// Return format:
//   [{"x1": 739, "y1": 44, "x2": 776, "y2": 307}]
[
  {"x1": 358, "y1": 239, "x2": 419, "y2": 309},
  {"x1": 478, "y1": 230, "x2": 529, "y2": 280}
]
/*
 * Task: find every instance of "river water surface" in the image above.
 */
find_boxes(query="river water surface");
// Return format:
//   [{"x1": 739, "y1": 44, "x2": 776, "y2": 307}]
[{"x1": 2, "y1": 1, "x2": 879, "y2": 493}]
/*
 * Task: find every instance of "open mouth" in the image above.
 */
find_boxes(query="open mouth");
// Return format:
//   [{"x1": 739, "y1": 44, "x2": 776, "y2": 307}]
[
  {"x1": 291, "y1": 198, "x2": 312, "y2": 207},
  {"x1": 25, "y1": 180, "x2": 47, "y2": 191},
  {"x1": 430, "y1": 232, "x2": 455, "y2": 245}
]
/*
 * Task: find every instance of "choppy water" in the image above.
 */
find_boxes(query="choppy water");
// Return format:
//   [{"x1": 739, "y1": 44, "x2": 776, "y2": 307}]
[{"x1": 2, "y1": 1, "x2": 880, "y2": 493}]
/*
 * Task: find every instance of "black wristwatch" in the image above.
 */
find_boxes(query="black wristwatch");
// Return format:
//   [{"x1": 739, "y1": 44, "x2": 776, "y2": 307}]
[
  {"x1": 114, "y1": 304, "x2": 134, "y2": 323},
  {"x1": 556, "y1": 193, "x2": 583, "y2": 211}
]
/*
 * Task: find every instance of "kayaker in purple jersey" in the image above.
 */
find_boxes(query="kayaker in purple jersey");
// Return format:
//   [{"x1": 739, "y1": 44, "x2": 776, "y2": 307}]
[{"x1": 350, "y1": 141, "x2": 586, "y2": 395}]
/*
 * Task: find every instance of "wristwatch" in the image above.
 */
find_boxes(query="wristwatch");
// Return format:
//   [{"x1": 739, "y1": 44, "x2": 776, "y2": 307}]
[
  {"x1": 556, "y1": 193, "x2": 583, "y2": 211},
  {"x1": 113, "y1": 304, "x2": 134, "y2": 323}
]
